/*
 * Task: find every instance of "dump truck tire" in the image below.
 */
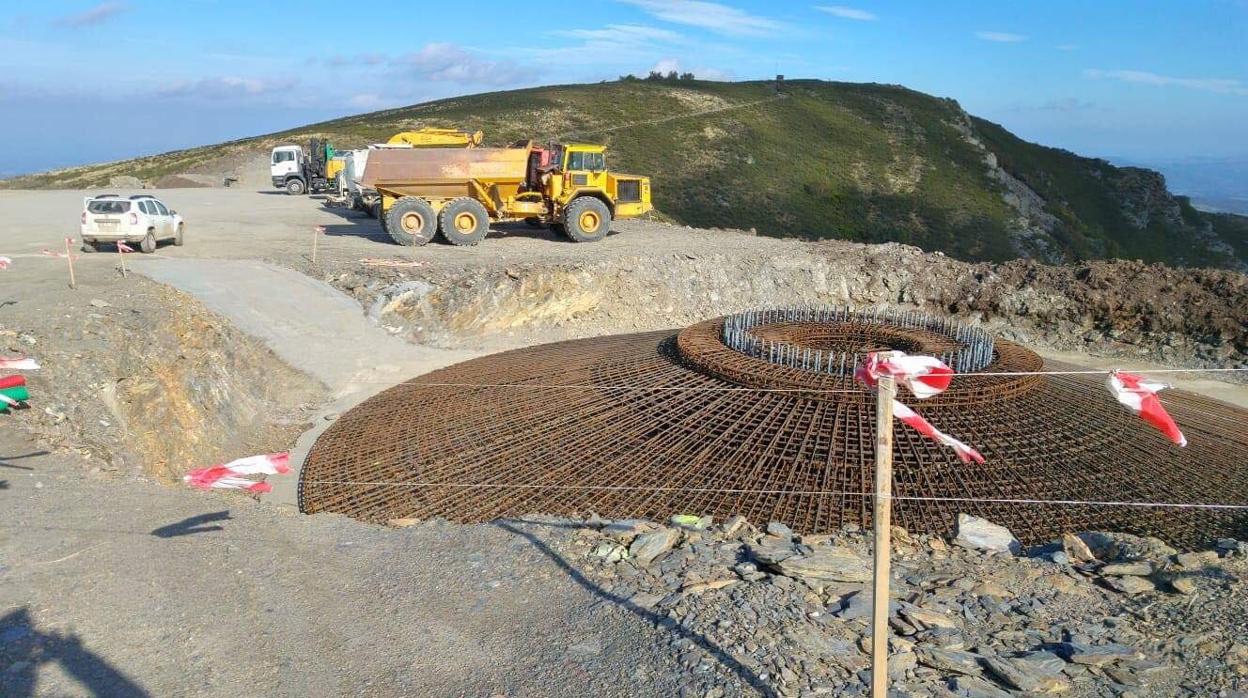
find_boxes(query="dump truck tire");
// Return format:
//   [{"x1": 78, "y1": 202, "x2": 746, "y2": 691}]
[
  {"x1": 563, "y1": 197, "x2": 611, "y2": 243},
  {"x1": 385, "y1": 197, "x2": 437, "y2": 246},
  {"x1": 285, "y1": 178, "x2": 306, "y2": 195},
  {"x1": 369, "y1": 200, "x2": 382, "y2": 220},
  {"x1": 438, "y1": 198, "x2": 490, "y2": 246}
]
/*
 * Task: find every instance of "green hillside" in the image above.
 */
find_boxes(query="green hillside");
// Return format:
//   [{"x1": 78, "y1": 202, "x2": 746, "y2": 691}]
[{"x1": 5, "y1": 78, "x2": 1244, "y2": 268}]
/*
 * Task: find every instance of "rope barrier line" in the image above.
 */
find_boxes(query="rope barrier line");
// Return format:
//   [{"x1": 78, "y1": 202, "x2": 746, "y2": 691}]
[
  {"x1": 335, "y1": 367, "x2": 1247, "y2": 391},
  {"x1": 299, "y1": 479, "x2": 1248, "y2": 511}
]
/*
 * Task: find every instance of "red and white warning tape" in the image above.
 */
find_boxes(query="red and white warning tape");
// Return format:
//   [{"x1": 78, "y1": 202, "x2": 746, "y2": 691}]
[
  {"x1": 0, "y1": 357, "x2": 40, "y2": 370},
  {"x1": 1107, "y1": 371, "x2": 1187, "y2": 446},
  {"x1": 183, "y1": 452, "x2": 291, "y2": 494},
  {"x1": 0, "y1": 256, "x2": 11, "y2": 270},
  {"x1": 857, "y1": 351, "x2": 984, "y2": 462}
]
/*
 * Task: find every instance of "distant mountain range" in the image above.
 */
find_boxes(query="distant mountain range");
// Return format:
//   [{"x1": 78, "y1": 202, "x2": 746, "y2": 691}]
[{"x1": 4, "y1": 78, "x2": 1246, "y2": 270}]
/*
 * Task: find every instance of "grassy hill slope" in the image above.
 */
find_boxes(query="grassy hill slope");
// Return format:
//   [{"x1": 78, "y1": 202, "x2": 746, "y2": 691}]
[{"x1": 5, "y1": 78, "x2": 1244, "y2": 269}]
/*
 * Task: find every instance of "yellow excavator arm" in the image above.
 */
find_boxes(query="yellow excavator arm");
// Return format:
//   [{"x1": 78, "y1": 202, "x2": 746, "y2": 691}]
[{"x1": 386, "y1": 128, "x2": 484, "y2": 148}]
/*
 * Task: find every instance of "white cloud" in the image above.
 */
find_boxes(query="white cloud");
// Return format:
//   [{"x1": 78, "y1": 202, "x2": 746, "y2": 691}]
[
  {"x1": 1085, "y1": 69, "x2": 1248, "y2": 96},
  {"x1": 815, "y1": 5, "x2": 877, "y2": 21},
  {"x1": 619, "y1": 0, "x2": 785, "y2": 37},
  {"x1": 54, "y1": 2, "x2": 129, "y2": 28},
  {"x1": 553, "y1": 24, "x2": 683, "y2": 46},
  {"x1": 650, "y1": 58, "x2": 682, "y2": 75},
  {"x1": 644, "y1": 58, "x2": 730, "y2": 81},
  {"x1": 155, "y1": 76, "x2": 298, "y2": 99},
  {"x1": 975, "y1": 31, "x2": 1027, "y2": 43},
  {"x1": 395, "y1": 43, "x2": 528, "y2": 86}
]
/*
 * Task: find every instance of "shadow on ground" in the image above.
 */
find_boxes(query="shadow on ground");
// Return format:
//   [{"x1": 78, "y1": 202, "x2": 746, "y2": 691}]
[
  {"x1": 493, "y1": 519, "x2": 775, "y2": 697},
  {"x1": 0, "y1": 608, "x2": 149, "y2": 697},
  {"x1": 150, "y1": 511, "x2": 231, "y2": 538}
]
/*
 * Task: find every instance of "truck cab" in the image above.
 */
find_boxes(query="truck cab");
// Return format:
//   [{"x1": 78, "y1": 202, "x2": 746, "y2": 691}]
[
  {"x1": 270, "y1": 139, "x2": 335, "y2": 195},
  {"x1": 548, "y1": 144, "x2": 652, "y2": 225},
  {"x1": 270, "y1": 145, "x2": 305, "y2": 194}
]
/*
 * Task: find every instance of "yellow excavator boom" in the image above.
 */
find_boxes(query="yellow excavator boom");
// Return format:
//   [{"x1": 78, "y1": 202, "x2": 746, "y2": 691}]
[{"x1": 386, "y1": 128, "x2": 484, "y2": 148}]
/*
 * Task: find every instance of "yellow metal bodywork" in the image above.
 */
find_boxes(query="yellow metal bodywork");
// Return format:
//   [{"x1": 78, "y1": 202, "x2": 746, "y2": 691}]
[
  {"x1": 371, "y1": 141, "x2": 652, "y2": 224},
  {"x1": 326, "y1": 157, "x2": 347, "y2": 182},
  {"x1": 386, "y1": 128, "x2": 484, "y2": 148}
]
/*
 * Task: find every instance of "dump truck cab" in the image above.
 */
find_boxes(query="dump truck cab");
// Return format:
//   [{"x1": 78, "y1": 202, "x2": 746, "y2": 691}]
[{"x1": 541, "y1": 143, "x2": 652, "y2": 240}]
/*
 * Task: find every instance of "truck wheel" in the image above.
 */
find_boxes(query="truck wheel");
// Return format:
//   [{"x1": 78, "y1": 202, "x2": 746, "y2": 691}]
[
  {"x1": 369, "y1": 200, "x2": 381, "y2": 220},
  {"x1": 286, "y1": 179, "x2": 306, "y2": 195},
  {"x1": 385, "y1": 197, "x2": 437, "y2": 246},
  {"x1": 562, "y1": 197, "x2": 611, "y2": 242},
  {"x1": 174, "y1": 223, "x2": 185, "y2": 246},
  {"x1": 438, "y1": 198, "x2": 490, "y2": 246},
  {"x1": 140, "y1": 230, "x2": 157, "y2": 253}
]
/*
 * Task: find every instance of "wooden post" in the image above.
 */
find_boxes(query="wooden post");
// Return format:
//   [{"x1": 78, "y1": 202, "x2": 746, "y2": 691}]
[
  {"x1": 117, "y1": 243, "x2": 127, "y2": 278},
  {"x1": 312, "y1": 225, "x2": 323, "y2": 264},
  {"x1": 871, "y1": 375, "x2": 896, "y2": 696},
  {"x1": 64, "y1": 237, "x2": 77, "y2": 290}
]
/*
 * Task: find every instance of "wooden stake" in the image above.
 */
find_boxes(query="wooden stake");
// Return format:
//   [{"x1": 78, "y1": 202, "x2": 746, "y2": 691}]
[
  {"x1": 871, "y1": 375, "x2": 896, "y2": 697},
  {"x1": 312, "y1": 225, "x2": 323, "y2": 264},
  {"x1": 64, "y1": 237, "x2": 77, "y2": 290},
  {"x1": 117, "y1": 243, "x2": 127, "y2": 278}
]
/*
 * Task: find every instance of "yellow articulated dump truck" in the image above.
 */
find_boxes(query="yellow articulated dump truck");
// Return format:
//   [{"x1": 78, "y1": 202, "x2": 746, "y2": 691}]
[{"x1": 362, "y1": 140, "x2": 652, "y2": 246}]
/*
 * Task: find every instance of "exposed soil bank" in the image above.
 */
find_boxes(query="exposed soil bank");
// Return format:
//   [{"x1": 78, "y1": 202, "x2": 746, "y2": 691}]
[
  {"x1": 1, "y1": 271, "x2": 320, "y2": 480},
  {"x1": 330, "y1": 223, "x2": 1247, "y2": 369}
]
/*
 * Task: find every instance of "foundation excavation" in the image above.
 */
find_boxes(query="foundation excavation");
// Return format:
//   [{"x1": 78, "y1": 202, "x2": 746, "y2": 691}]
[
  {"x1": 300, "y1": 307, "x2": 1248, "y2": 547},
  {"x1": 362, "y1": 139, "x2": 652, "y2": 246}
]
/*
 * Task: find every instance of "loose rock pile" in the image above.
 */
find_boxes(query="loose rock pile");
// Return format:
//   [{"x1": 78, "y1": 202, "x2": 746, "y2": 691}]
[{"x1": 554, "y1": 513, "x2": 1248, "y2": 697}]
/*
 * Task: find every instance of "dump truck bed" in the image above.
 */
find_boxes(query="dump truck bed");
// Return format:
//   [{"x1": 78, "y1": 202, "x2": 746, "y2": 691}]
[{"x1": 361, "y1": 146, "x2": 530, "y2": 187}]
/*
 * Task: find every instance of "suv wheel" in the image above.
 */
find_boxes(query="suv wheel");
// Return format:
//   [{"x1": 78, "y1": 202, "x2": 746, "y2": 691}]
[
  {"x1": 174, "y1": 224, "x2": 185, "y2": 246},
  {"x1": 140, "y1": 230, "x2": 157, "y2": 253}
]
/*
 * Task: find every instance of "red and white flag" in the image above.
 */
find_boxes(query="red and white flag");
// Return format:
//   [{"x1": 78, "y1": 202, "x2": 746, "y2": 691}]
[
  {"x1": 0, "y1": 256, "x2": 11, "y2": 270},
  {"x1": 1107, "y1": 371, "x2": 1187, "y2": 447},
  {"x1": 892, "y1": 400, "x2": 985, "y2": 463},
  {"x1": 41, "y1": 249, "x2": 77, "y2": 259},
  {"x1": 855, "y1": 350, "x2": 954, "y2": 399},
  {"x1": 183, "y1": 452, "x2": 291, "y2": 494},
  {"x1": 117, "y1": 241, "x2": 135, "y2": 253},
  {"x1": 0, "y1": 357, "x2": 39, "y2": 370}
]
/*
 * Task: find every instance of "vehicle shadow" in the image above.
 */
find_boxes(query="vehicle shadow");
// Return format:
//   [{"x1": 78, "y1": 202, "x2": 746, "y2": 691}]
[
  {"x1": 0, "y1": 607, "x2": 149, "y2": 697},
  {"x1": 486, "y1": 222, "x2": 625, "y2": 244},
  {"x1": 491, "y1": 519, "x2": 775, "y2": 697},
  {"x1": 150, "y1": 511, "x2": 231, "y2": 538}
]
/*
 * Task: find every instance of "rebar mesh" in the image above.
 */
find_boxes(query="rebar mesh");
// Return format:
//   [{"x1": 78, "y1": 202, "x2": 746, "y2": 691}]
[{"x1": 300, "y1": 311, "x2": 1248, "y2": 547}]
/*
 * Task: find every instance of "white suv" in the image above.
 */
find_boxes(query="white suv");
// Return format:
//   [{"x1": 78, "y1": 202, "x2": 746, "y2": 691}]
[{"x1": 79, "y1": 194, "x2": 184, "y2": 253}]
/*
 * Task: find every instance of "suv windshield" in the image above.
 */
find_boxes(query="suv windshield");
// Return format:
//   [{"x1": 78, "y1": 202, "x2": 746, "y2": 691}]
[{"x1": 87, "y1": 200, "x2": 131, "y2": 214}]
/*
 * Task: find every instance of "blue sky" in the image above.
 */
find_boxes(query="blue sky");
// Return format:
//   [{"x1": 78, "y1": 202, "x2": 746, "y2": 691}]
[{"x1": 3, "y1": 1, "x2": 1246, "y2": 176}]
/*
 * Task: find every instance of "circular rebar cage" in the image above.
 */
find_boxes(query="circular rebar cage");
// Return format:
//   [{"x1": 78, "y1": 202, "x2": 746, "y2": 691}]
[{"x1": 301, "y1": 309, "x2": 1248, "y2": 546}]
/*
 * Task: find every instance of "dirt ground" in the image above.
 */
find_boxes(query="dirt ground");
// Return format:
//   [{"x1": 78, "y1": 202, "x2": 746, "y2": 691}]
[{"x1": 1, "y1": 186, "x2": 1246, "y2": 696}]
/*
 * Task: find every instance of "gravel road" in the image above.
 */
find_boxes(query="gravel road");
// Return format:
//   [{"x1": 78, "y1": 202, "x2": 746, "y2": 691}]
[{"x1": 0, "y1": 427, "x2": 713, "y2": 698}]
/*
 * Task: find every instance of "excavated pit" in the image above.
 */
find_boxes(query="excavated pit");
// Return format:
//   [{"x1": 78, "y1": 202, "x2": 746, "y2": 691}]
[{"x1": 300, "y1": 308, "x2": 1248, "y2": 546}]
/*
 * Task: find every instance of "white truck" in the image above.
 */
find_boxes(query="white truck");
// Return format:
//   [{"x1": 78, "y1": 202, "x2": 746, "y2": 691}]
[{"x1": 269, "y1": 138, "x2": 335, "y2": 195}]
